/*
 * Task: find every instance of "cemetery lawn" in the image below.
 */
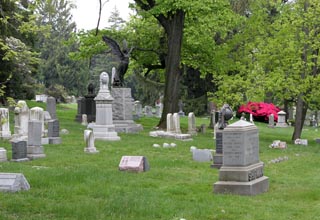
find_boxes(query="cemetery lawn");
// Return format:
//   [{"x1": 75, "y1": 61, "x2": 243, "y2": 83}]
[{"x1": 1, "y1": 101, "x2": 320, "y2": 220}]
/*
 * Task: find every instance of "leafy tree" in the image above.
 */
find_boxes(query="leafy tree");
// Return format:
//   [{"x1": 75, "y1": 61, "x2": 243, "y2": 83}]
[
  {"x1": 0, "y1": 0, "x2": 40, "y2": 103},
  {"x1": 35, "y1": 0, "x2": 89, "y2": 97}
]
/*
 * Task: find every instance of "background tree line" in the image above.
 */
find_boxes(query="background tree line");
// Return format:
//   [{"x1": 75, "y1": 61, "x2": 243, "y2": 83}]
[{"x1": 1, "y1": 0, "x2": 320, "y2": 139}]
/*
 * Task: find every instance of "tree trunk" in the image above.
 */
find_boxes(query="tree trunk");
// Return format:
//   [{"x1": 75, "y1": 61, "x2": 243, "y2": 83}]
[
  {"x1": 156, "y1": 10, "x2": 185, "y2": 129},
  {"x1": 292, "y1": 94, "x2": 308, "y2": 140}
]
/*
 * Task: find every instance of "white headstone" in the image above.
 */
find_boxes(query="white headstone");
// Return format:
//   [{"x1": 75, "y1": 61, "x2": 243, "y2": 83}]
[
  {"x1": 166, "y1": 113, "x2": 174, "y2": 133},
  {"x1": 276, "y1": 111, "x2": 288, "y2": 127},
  {"x1": 0, "y1": 148, "x2": 7, "y2": 162},
  {"x1": 188, "y1": 112, "x2": 197, "y2": 135},
  {"x1": 81, "y1": 114, "x2": 88, "y2": 126},
  {"x1": 29, "y1": 107, "x2": 44, "y2": 136},
  {"x1": 173, "y1": 113, "x2": 181, "y2": 134},
  {"x1": 14, "y1": 100, "x2": 29, "y2": 137},
  {"x1": 84, "y1": 130, "x2": 98, "y2": 153},
  {"x1": 0, "y1": 108, "x2": 11, "y2": 138}
]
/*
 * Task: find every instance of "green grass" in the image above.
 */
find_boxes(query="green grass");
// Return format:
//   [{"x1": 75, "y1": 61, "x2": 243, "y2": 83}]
[{"x1": 1, "y1": 102, "x2": 320, "y2": 220}]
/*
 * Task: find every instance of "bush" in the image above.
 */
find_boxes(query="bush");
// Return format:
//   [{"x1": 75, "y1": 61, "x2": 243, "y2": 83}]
[{"x1": 237, "y1": 101, "x2": 281, "y2": 122}]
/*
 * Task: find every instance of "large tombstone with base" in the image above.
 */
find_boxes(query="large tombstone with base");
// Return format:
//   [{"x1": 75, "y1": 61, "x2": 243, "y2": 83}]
[
  {"x1": 111, "y1": 87, "x2": 143, "y2": 133},
  {"x1": 0, "y1": 173, "x2": 30, "y2": 192},
  {"x1": 213, "y1": 120, "x2": 269, "y2": 195},
  {"x1": 48, "y1": 119, "x2": 61, "y2": 144},
  {"x1": 75, "y1": 83, "x2": 96, "y2": 123},
  {"x1": 27, "y1": 120, "x2": 46, "y2": 159},
  {"x1": 0, "y1": 108, "x2": 11, "y2": 139},
  {"x1": 92, "y1": 72, "x2": 120, "y2": 141},
  {"x1": 276, "y1": 111, "x2": 288, "y2": 127}
]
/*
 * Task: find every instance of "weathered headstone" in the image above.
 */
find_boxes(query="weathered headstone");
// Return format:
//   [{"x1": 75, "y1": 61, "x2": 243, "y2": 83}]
[
  {"x1": 191, "y1": 148, "x2": 213, "y2": 162},
  {"x1": 213, "y1": 120, "x2": 269, "y2": 195},
  {"x1": 84, "y1": 129, "x2": 98, "y2": 153},
  {"x1": 134, "y1": 101, "x2": 142, "y2": 118},
  {"x1": 92, "y1": 72, "x2": 120, "y2": 141},
  {"x1": 27, "y1": 120, "x2": 46, "y2": 159},
  {"x1": 119, "y1": 156, "x2": 149, "y2": 172},
  {"x1": 0, "y1": 148, "x2": 7, "y2": 162},
  {"x1": 48, "y1": 119, "x2": 61, "y2": 144},
  {"x1": 188, "y1": 112, "x2": 197, "y2": 135},
  {"x1": 144, "y1": 106, "x2": 153, "y2": 117},
  {"x1": 11, "y1": 140, "x2": 29, "y2": 162},
  {"x1": 276, "y1": 111, "x2": 288, "y2": 127},
  {"x1": 81, "y1": 114, "x2": 88, "y2": 126},
  {"x1": 46, "y1": 96, "x2": 56, "y2": 119},
  {"x1": 0, "y1": 108, "x2": 11, "y2": 139},
  {"x1": 0, "y1": 173, "x2": 30, "y2": 192},
  {"x1": 166, "y1": 113, "x2": 173, "y2": 133},
  {"x1": 30, "y1": 107, "x2": 45, "y2": 136},
  {"x1": 13, "y1": 100, "x2": 29, "y2": 137},
  {"x1": 268, "y1": 114, "x2": 275, "y2": 128},
  {"x1": 111, "y1": 87, "x2": 143, "y2": 133},
  {"x1": 172, "y1": 113, "x2": 181, "y2": 134},
  {"x1": 178, "y1": 100, "x2": 185, "y2": 117},
  {"x1": 249, "y1": 113, "x2": 254, "y2": 124}
]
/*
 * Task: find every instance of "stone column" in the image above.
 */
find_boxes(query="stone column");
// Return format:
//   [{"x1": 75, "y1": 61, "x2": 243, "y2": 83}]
[{"x1": 92, "y1": 72, "x2": 120, "y2": 141}]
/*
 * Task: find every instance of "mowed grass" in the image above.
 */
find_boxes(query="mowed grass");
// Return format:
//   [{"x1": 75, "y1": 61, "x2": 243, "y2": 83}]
[{"x1": 1, "y1": 101, "x2": 320, "y2": 220}]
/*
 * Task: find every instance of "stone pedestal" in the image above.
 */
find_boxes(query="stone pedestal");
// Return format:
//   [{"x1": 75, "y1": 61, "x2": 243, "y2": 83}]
[
  {"x1": 111, "y1": 88, "x2": 143, "y2": 133},
  {"x1": 211, "y1": 130, "x2": 223, "y2": 169},
  {"x1": 213, "y1": 120, "x2": 269, "y2": 195},
  {"x1": 92, "y1": 72, "x2": 120, "y2": 141}
]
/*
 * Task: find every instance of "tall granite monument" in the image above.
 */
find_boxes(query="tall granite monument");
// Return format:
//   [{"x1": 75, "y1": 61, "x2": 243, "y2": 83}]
[
  {"x1": 213, "y1": 120, "x2": 269, "y2": 195},
  {"x1": 92, "y1": 72, "x2": 120, "y2": 141}
]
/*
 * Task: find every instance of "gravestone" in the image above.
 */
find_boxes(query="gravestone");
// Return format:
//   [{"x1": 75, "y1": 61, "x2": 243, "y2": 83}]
[
  {"x1": 27, "y1": 120, "x2": 46, "y2": 159},
  {"x1": 166, "y1": 113, "x2": 174, "y2": 133},
  {"x1": 213, "y1": 120, "x2": 269, "y2": 195},
  {"x1": 178, "y1": 100, "x2": 185, "y2": 117},
  {"x1": 11, "y1": 140, "x2": 29, "y2": 162},
  {"x1": 81, "y1": 114, "x2": 88, "y2": 126},
  {"x1": 188, "y1": 112, "x2": 197, "y2": 135},
  {"x1": 0, "y1": 148, "x2": 7, "y2": 162},
  {"x1": 75, "y1": 83, "x2": 96, "y2": 123},
  {"x1": 48, "y1": 119, "x2": 61, "y2": 144},
  {"x1": 84, "y1": 129, "x2": 98, "y2": 153},
  {"x1": 0, "y1": 173, "x2": 30, "y2": 192},
  {"x1": 172, "y1": 113, "x2": 181, "y2": 134},
  {"x1": 144, "y1": 106, "x2": 153, "y2": 117},
  {"x1": 133, "y1": 101, "x2": 142, "y2": 118},
  {"x1": 13, "y1": 100, "x2": 29, "y2": 138},
  {"x1": 0, "y1": 108, "x2": 11, "y2": 139},
  {"x1": 92, "y1": 72, "x2": 120, "y2": 141},
  {"x1": 111, "y1": 87, "x2": 143, "y2": 133},
  {"x1": 46, "y1": 96, "x2": 56, "y2": 119},
  {"x1": 249, "y1": 113, "x2": 254, "y2": 124},
  {"x1": 119, "y1": 156, "x2": 149, "y2": 172},
  {"x1": 191, "y1": 148, "x2": 213, "y2": 162},
  {"x1": 30, "y1": 107, "x2": 45, "y2": 137},
  {"x1": 268, "y1": 114, "x2": 275, "y2": 128},
  {"x1": 276, "y1": 111, "x2": 288, "y2": 127}
]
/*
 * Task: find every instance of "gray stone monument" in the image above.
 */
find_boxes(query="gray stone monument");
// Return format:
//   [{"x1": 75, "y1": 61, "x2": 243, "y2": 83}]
[
  {"x1": 27, "y1": 120, "x2": 46, "y2": 159},
  {"x1": 48, "y1": 119, "x2": 61, "y2": 144},
  {"x1": 111, "y1": 87, "x2": 143, "y2": 133},
  {"x1": 276, "y1": 111, "x2": 288, "y2": 127},
  {"x1": 268, "y1": 114, "x2": 275, "y2": 128},
  {"x1": 0, "y1": 108, "x2": 11, "y2": 139},
  {"x1": 92, "y1": 72, "x2": 120, "y2": 141},
  {"x1": 11, "y1": 140, "x2": 29, "y2": 162},
  {"x1": 0, "y1": 173, "x2": 30, "y2": 192},
  {"x1": 75, "y1": 83, "x2": 96, "y2": 123},
  {"x1": 46, "y1": 96, "x2": 57, "y2": 119},
  {"x1": 213, "y1": 120, "x2": 269, "y2": 195}
]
